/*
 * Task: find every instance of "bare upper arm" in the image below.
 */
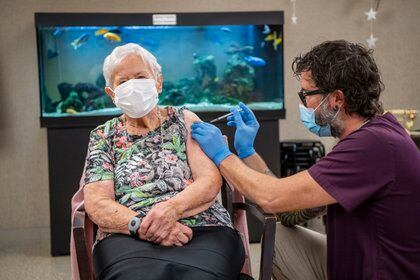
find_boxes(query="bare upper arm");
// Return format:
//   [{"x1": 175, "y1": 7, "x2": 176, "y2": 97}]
[{"x1": 183, "y1": 110, "x2": 222, "y2": 188}]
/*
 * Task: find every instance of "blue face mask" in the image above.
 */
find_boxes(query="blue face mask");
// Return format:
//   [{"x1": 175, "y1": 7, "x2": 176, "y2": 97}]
[{"x1": 299, "y1": 95, "x2": 334, "y2": 137}]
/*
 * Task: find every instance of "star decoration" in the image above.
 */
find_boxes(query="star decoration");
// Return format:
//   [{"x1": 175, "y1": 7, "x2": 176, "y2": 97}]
[
  {"x1": 291, "y1": 15, "x2": 298, "y2": 24},
  {"x1": 366, "y1": 33, "x2": 378, "y2": 48},
  {"x1": 365, "y1": 8, "x2": 377, "y2": 21}
]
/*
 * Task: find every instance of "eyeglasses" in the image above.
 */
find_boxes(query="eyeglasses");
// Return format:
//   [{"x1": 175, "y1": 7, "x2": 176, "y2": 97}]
[{"x1": 298, "y1": 89, "x2": 327, "y2": 107}]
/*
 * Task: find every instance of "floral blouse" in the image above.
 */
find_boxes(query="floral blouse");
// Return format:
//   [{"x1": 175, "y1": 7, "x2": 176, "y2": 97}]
[{"x1": 84, "y1": 106, "x2": 233, "y2": 238}]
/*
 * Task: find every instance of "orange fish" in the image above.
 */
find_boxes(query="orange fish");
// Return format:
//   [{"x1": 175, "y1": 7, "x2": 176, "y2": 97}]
[{"x1": 95, "y1": 28, "x2": 108, "y2": 36}]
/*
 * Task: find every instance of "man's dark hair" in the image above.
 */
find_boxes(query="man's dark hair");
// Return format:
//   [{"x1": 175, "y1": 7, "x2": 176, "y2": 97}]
[{"x1": 292, "y1": 40, "x2": 384, "y2": 118}]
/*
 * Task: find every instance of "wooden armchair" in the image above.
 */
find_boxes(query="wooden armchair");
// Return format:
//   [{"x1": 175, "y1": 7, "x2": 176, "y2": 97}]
[{"x1": 71, "y1": 181, "x2": 277, "y2": 280}]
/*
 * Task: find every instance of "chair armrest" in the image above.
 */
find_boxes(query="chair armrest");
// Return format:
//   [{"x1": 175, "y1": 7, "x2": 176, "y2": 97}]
[
  {"x1": 234, "y1": 202, "x2": 277, "y2": 280},
  {"x1": 72, "y1": 208, "x2": 94, "y2": 280},
  {"x1": 233, "y1": 203, "x2": 273, "y2": 224}
]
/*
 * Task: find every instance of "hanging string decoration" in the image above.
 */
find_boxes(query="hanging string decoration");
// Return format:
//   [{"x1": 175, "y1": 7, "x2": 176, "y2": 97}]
[
  {"x1": 365, "y1": 0, "x2": 381, "y2": 48},
  {"x1": 291, "y1": 0, "x2": 297, "y2": 24}
]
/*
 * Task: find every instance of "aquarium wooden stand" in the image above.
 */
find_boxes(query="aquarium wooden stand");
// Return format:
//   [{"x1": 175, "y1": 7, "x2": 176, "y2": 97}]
[
  {"x1": 47, "y1": 127, "x2": 91, "y2": 256},
  {"x1": 46, "y1": 118, "x2": 280, "y2": 256}
]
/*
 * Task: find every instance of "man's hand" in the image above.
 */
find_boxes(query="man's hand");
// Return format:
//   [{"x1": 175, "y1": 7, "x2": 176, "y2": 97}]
[
  {"x1": 191, "y1": 122, "x2": 232, "y2": 166},
  {"x1": 159, "y1": 222, "x2": 193, "y2": 247},
  {"x1": 140, "y1": 201, "x2": 182, "y2": 243},
  {"x1": 227, "y1": 102, "x2": 259, "y2": 159}
]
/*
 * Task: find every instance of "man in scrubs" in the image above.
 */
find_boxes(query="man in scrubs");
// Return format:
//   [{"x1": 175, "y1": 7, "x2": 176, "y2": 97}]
[{"x1": 191, "y1": 40, "x2": 420, "y2": 279}]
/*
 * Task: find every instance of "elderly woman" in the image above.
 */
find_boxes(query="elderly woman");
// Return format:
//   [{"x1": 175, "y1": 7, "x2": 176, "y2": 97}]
[{"x1": 83, "y1": 43, "x2": 245, "y2": 280}]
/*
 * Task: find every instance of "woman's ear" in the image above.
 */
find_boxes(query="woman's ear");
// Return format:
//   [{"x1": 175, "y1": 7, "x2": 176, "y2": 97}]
[
  {"x1": 156, "y1": 75, "x2": 163, "y2": 94},
  {"x1": 105, "y1": 87, "x2": 115, "y2": 103}
]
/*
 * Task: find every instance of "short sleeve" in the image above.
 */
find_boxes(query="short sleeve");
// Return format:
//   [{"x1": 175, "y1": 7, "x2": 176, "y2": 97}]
[
  {"x1": 84, "y1": 127, "x2": 114, "y2": 185},
  {"x1": 308, "y1": 129, "x2": 395, "y2": 212}
]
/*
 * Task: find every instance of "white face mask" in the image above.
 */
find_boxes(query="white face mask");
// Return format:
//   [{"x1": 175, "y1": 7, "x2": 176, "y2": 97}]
[{"x1": 113, "y1": 79, "x2": 159, "y2": 118}]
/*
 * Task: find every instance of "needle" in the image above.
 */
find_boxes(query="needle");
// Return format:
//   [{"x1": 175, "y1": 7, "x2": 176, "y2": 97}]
[{"x1": 209, "y1": 108, "x2": 243, "y2": 123}]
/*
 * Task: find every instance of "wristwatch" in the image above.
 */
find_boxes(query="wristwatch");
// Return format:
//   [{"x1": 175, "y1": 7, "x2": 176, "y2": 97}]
[{"x1": 128, "y1": 214, "x2": 142, "y2": 238}]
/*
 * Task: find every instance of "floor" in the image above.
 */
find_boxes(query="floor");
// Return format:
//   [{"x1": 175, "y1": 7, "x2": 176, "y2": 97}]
[{"x1": 0, "y1": 227, "x2": 262, "y2": 279}]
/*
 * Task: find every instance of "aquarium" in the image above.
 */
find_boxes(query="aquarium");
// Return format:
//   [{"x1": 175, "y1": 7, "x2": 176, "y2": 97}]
[{"x1": 35, "y1": 12, "x2": 284, "y2": 127}]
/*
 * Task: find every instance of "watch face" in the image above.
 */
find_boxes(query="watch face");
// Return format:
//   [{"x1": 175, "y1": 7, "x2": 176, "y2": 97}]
[{"x1": 129, "y1": 217, "x2": 140, "y2": 234}]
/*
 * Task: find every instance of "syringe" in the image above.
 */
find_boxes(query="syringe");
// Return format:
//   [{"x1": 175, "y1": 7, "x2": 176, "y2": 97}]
[{"x1": 209, "y1": 108, "x2": 243, "y2": 123}]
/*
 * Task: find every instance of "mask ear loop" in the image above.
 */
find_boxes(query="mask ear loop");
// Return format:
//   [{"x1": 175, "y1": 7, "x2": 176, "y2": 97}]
[
  {"x1": 107, "y1": 87, "x2": 117, "y2": 104},
  {"x1": 315, "y1": 93, "x2": 342, "y2": 122},
  {"x1": 331, "y1": 90, "x2": 343, "y2": 121},
  {"x1": 332, "y1": 105, "x2": 342, "y2": 121},
  {"x1": 314, "y1": 93, "x2": 331, "y2": 112}
]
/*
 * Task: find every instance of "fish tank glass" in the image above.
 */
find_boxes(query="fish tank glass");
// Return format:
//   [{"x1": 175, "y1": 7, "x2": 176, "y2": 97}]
[{"x1": 35, "y1": 12, "x2": 284, "y2": 127}]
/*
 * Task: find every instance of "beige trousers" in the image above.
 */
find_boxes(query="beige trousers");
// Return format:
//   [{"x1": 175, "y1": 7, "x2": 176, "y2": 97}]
[{"x1": 272, "y1": 224, "x2": 327, "y2": 280}]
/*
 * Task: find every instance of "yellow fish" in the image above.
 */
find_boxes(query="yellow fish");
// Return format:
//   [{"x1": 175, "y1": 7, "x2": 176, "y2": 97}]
[
  {"x1": 264, "y1": 31, "x2": 282, "y2": 51},
  {"x1": 264, "y1": 32, "x2": 276, "y2": 42},
  {"x1": 103, "y1": 32, "x2": 121, "y2": 42},
  {"x1": 66, "y1": 108, "x2": 79, "y2": 114},
  {"x1": 95, "y1": 28, "x2": 108, "y2": 36},
  {"x1": 273, "y1": 36, "x2": 282, "y2": 51}
]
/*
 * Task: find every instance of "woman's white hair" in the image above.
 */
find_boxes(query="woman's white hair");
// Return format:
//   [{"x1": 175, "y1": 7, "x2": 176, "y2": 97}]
[{"x1": 103, "y1": 43, "x2": 162, "y2": 87}]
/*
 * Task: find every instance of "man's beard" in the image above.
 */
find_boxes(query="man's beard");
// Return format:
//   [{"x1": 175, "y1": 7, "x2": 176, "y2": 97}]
[{"x1": 315, "y1": 100, "x2": 344, "y2": 138}]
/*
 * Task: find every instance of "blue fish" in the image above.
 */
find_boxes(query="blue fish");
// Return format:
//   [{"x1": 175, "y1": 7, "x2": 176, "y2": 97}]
[
  {"x1": 225, "y1": 45, "x2": 254, "y2": 55},
  {"x1": 71, "y1": 34, "x2": 90, "y2": 50},
  {"x1": 52, "y1": 28, "x2": 63, "y2": 37},
  {"x1": 263, "y1": 24, "x2": 270, "y2": 34},
  {"x1": 244, "y1": 56, "x2": 267, "y2": 67},
  {"x1": 221, "y1": 27, "x2": 233, "y2": 33},
  {"x1": 47, "y1": 49, "x2": 59, "y2": 59},
  {"x1": 108, "y1": 28, "x2": 122, "y2": 35}
]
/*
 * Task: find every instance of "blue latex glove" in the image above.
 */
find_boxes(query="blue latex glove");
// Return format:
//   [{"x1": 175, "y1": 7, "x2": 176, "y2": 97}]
[
  {"x1": 191, "y1": 122, "x2": 232, "y2": 167},
  {"x1": 227, "y1": 102, "x2": 259, "y2": 159}
]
